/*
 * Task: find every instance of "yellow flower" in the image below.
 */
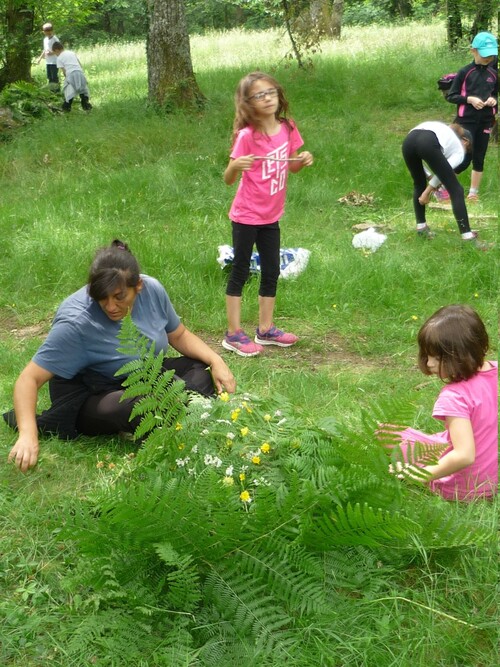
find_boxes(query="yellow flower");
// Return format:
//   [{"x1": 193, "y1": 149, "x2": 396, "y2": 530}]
[
  {"x1": 260, "y1": 443, "x2": 271, "y2": 454},
  {"x1": 178, "y1": 443, "x2": 185, "y2": 450},
  {"x1": 240, "y1": 426, "x2": 249, "y2": 437},
  {"x1": 175, "y1": 422, "x2": 183, "y2": 431},
  {"x1": 219, "y1": 392, "x2": 230, "y2": 402},
  {"x1": 263, "y1": 414, "x2": 272, "y2": 422},
  {"x1": 474, "y1": 293, "x2": 479, "y2": 298},
  {"x1": 251, "y1": 456, "x2": 261, "y2": 465},
  {"x1": 239, "y1": 473, "x2": 246, "y2": 481},
  {"x1": 222, "y1": 476, "x2": 234, "y2": 486},
  {"x1": 231, "y1": 408, "x2": 241, "y2": 421},
  {"x1": 226, "y1": 439, "x2": 234, "y2": 448},
  {"x1": 96, "y1": 461, "x2": 104, "y2": 469},
  {"x1": 332, "y1": 304, "x2": 337, "y2": 309},
  {"x1": 411, "y1": 315, "x2": 418, "y2": 321},
  {"x1": 240, "y1": 490, "x2": 251, "y2": 503}
]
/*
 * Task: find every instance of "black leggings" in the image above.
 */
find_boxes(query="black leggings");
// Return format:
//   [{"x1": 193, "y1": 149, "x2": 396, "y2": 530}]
[
  {"x1": 73, "y1": 358, "x2": 215, "y2": 436},
  {"x1": 402, "y1": 129, "x2": 470, "y2": 234},
  {"x1": 226, "y1": 221, "x2": 280, "y2": 297},
  {"x1": 453, "y1": 119, "x2": 493, "y2": 174}
]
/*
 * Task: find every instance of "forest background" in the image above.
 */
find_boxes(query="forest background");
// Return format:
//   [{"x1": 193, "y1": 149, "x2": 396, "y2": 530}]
[{"x1": 0, "y1": 7, "x2": 498, "y2": 667}]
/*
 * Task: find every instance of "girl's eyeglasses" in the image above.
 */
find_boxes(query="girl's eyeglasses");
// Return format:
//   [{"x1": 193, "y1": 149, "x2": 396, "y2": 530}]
[{"x1": 248, "y1": 88, "x2": 279, "y2": 102}]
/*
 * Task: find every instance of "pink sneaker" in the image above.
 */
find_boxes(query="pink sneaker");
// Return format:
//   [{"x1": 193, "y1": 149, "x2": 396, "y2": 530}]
[
  {"x1": 433, "y1": 187, "x2": 450, "y2": 201},
  {"x1": 254, "y1": 325, "x2": 298, "y2": 347},
  {"x1": 222, "y1": 330, "x2": 263, "y2": 357}
]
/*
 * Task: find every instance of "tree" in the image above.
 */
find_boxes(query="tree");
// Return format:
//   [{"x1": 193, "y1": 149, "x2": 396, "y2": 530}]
[
  {"x1": 146, "y1": 0, "x2": 205, "y2": 110},
  {"x1": 0, "y1": 1, "x2": 34, "y2": 90}
]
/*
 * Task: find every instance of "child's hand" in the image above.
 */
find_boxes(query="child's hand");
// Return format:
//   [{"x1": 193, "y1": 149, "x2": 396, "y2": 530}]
[
  {"x1": 297, "y1": 151, "x2": 313, "y2": 167},
  {"x1": 485, "y1": 96, "x2": 497, "y2": 107},
  {"x1": 418, "y1": 191, "x2": 431, "y2": 205},
  {"x1": 234, "y1": 155, "x2": 255, "y2": 172},
  {"x1": 467, "y1": 96, "x2": 485, "y2": 109}
]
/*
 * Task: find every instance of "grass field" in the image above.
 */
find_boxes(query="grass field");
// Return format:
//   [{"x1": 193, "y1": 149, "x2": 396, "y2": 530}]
[{"x1": 0, "y1": 21, "x2": 498, "y2": 667}]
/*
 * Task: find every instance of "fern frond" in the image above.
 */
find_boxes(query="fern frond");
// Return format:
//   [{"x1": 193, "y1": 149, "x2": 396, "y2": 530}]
[{"x1": 302, "y1": 502, "x2": 421, "y2": 548}]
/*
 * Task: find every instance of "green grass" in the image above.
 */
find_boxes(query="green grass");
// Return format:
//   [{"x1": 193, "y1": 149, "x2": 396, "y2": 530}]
[{"x1": 0, "y1": 21, "x2": 498, "y2": 667}]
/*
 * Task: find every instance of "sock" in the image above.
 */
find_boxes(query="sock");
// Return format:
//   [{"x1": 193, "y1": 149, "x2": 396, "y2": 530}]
[
  {"x1": 416, "y1": 223, "x2": 428, "y2": 230},
  {"x1": 469, "y1": 187, "x2": 478, "y2": 195},
  {"x1": 461, "y1": 231, "x2": 474, "y2": 240}
]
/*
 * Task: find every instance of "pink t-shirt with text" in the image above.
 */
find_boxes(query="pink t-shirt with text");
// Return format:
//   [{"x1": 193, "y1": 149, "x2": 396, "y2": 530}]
[
  {"x1": 430, "y1": 361, "x2": 498, "y2": 500},
  {"x1": 228, "y1": 121, "x2": 303, "y2": 226}
]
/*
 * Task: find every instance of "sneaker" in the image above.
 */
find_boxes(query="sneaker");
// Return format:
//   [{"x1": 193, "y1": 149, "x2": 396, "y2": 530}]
[
  {"x1": 416, "y1": 225, "x2": 435, "y2": 239},
  {"x1": 467, "y1": 193, "x2": 479, "y2": 202},
  {"x1": 463, "y1": 231, "x2": 491, "y2": 251},
  {"x1": 433, "y1": 188, "x2": 450, "y2": 201},
  {"x1": 254, "y1": 325, "x2": 298, "y2": 347},
  {"x1": 222, "y1": 329, "x2": 263, "y2": 357}
]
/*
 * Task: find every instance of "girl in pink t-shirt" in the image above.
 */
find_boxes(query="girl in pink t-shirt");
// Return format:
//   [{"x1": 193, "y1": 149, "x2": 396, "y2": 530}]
[
  {"x1": 221, "y1": 72, "x2": 313, "y2": 357},
  {"x1": 385, "y1": 305, "x2": 497, "y2": 500}
]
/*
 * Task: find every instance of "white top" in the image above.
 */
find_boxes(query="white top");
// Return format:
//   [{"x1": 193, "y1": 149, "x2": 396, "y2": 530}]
[
  {"x1": 412, "y1": 121, "x2": 465, "y2": 188},
  {"x1": 43, "y1": 34, "x2": 59, "y2": 65},
  {"x1": 56, "y1": 50, "x2": 83, "y2": 75}
]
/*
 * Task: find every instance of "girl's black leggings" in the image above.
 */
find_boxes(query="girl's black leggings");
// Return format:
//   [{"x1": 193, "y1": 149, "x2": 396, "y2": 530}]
[
  {"x1": 226, "y1": 221, "x2": 280, "y2": 297},
  {"x1": 402, "y1": 129, "x2": 471, "y2": 234},
  {"x1": 453, "y1": 119, "x2": 493, "y2": 173}
]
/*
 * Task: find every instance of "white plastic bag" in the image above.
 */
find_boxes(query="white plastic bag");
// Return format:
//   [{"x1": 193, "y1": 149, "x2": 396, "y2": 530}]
[{"x1": 351, "y1": 227, "x2": 387, "y2": 252}]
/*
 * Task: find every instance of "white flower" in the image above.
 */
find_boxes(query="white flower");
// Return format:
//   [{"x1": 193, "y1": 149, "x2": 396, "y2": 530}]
[
  {"x1": 176, "y1": 457, "x2": 190, "y2": 467},
  {"x1": 200, "y1": 412, "x2": 210, "y2": 420},
  {"x1": 191, "y1": 444, "x2": 199, "y2": 453},
  {"x1": 200, "y1": 429, "x2": 209, "y2": 436},
  {"x1": 225, "y1": 465, "x2": 234, "y2": 476},
  {"x1": 277, "y1": 418, "x2": 287, "y2": 426},
  {"x1": 274, "y1": 410, "x2": 282, "y2": 417},
  {"x1": 216, "y1": 419, "x2": 232, "y2": 425},
  {"x1": 226, "y1": 432, "x2": 235, "y2": 440},
  {"x1": 204, "y1": 454, "x2": 223, "y2": 468}
]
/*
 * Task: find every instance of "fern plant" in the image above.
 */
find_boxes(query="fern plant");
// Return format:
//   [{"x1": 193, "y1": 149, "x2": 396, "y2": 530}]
[{"x1": 60, "y1": 317, "x2": 494, "y2": 666}]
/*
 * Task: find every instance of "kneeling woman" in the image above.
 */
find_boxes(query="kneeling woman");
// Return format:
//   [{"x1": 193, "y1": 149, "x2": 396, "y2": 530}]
[{"x1": 5, "y1": 240, "x2": 236, "y2": 472}]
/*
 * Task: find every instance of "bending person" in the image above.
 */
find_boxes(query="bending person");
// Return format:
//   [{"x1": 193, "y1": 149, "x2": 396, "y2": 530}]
[
  {"x1": 5, "y1": 240, "x2": 236, "y2": 472},
  {"x1": 401, "y1": 121, "x2": 486, "y2": 248}
]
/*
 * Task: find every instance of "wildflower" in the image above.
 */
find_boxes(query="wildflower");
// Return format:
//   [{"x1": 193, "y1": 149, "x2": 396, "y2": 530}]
[
  {"x1": 263, "y1": 414, "x2": 272, "y2": 422},
  {"x1": 411, "y1": 315, "x2": 418, "y2": 321},
  {"x1": 200, "y1": 412, "x2": 210, "y2": 420},
  {"x1": 239, "y1": 472, "x2": 246, "y2": 481},
  {"x1": 231, "y1": 408, "x2": 241, "y2": 421},
  {"x1": 219, "y1": 392, "x2": 230, "y2": 402},
  {"x1": 226, "y1": 432, "x2": 235, "y2": 440},
  {"x1": 240, "y1": 426, "x2": 249, "y2": 437},
  {"x1": 191, "y1": 445, "x2": 199, "y2": 454},
  {"x1": 176, "y1": 457, "x2": 190, "y2": 467},
  {"x1": 474, "y1": 293, "x2": 479, "y2": 298},
  {"x1": 178, "y1": 443, "x2": 185, "y2": 450},
  {"x1": 260, "y1": 443, "x2": 271, "y2": 454},
  {"x1": 204, "y1": 454, "x2": 223, "y2": 468},
  {"x1": 96, "y1": 461, "x2": 104, "y2": 469},
  {"x1": 175, "y1": 422, "x2": 183, "y2": 431},
  {"x1": 225, "y1": 439, "x2": 234, "y2": 448},
  {"x1": 332, "y1": 304, "x2": 337, "y2": 309},
  {"x1": 108, "y1": 463, "x2": 116, "y2": 470},
  {"x1": 201, "y1": 429, "x2": 209, "y2": 436},
  {"x1": 274, "y1": 410, "x2": 282, "y2": 417},
  {"x1": 222, "y1": 476, "x2": 234, "y2": 487},
  {"x1": 251, "y1": 456, "x2": 261, "y2": 465},
  {"x1": 240, "y1": 490, "x2": 252, "y2": 503},
  {"x1": 225, "y1": 465, "x2": 234, "y2": 476}
]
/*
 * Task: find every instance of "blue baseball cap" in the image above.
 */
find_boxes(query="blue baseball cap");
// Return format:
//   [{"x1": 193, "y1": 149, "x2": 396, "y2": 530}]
[{"x1": 471, "y1": 32, "x2": 498, "y2": 57}]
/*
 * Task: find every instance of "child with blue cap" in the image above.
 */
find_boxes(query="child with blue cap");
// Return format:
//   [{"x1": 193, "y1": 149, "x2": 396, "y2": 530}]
[{"x1": 446, "y1": 32, "x2": 498, "y2": 202}]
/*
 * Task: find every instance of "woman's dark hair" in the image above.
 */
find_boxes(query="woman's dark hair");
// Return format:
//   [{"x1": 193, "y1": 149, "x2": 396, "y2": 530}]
[
  {"x1": 417, "y1": 305, "x2": 489, "y2": 382},
  {"x1": 88, "y1": 240, "x2": 141, "y2": 301}
]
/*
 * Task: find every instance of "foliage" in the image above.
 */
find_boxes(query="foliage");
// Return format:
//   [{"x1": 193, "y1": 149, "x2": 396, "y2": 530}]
[
  {"x1": 54, "y1": 317, "x2": 494, "y2": 665},
  {"x1": 0, "y1": 80, "x2": 59, "y2": 124}
]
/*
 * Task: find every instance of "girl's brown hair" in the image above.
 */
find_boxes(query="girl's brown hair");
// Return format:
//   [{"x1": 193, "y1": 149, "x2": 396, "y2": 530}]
[
  {"x1": 450, "y1": 123, "x2": 473, "y2": 153},
  {"x1": 417, "y1": 305, "x2": 489, "y2": 382},
  {"x1": 231, "y1": 71, "x2": 292, "y2": 142},
  {"x1": 88, "y1": 240, "x2": 141, "y2": 301}
]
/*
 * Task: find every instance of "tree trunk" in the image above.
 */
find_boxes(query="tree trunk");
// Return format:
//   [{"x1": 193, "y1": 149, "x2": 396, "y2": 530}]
[
  {"x1": 146, "y1": 0, "x2": 205, "y2": 110},
  {"x1": 330, "y1": 0, "x2": 344, "y2": 39},
  {"x1": 0, "y1": 1, "x2": 34, "y2": 91},
  {"x1": 471, "y1": 0, "x2": 494, "y2": 36},
  {"x1": 446, "y1": 0, "x2": 462, "y2": 48}
]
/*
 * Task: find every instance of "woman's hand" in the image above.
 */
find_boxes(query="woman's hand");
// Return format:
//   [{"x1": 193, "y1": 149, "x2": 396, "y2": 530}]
[{"x1": 210, "y1": 357, "x2": 236, "y2": 395}]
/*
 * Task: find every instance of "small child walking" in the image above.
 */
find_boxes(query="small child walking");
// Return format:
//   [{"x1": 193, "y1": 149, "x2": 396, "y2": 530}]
[
  {"x1": 52, "y1": 41, "x2": 92, "y2": 112},
  {"x1": 222, "y1": 71, "x2": 313, "y2": 357},
  {"x1": 446, "y1": 31, "x2": 498, "y2": 201},
  {"x1": 385, "y1": 305, "x2": 497, "y2": 501},
  {"x1": 37, "y1": 22, "x2": 60, "y2": 91}
]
